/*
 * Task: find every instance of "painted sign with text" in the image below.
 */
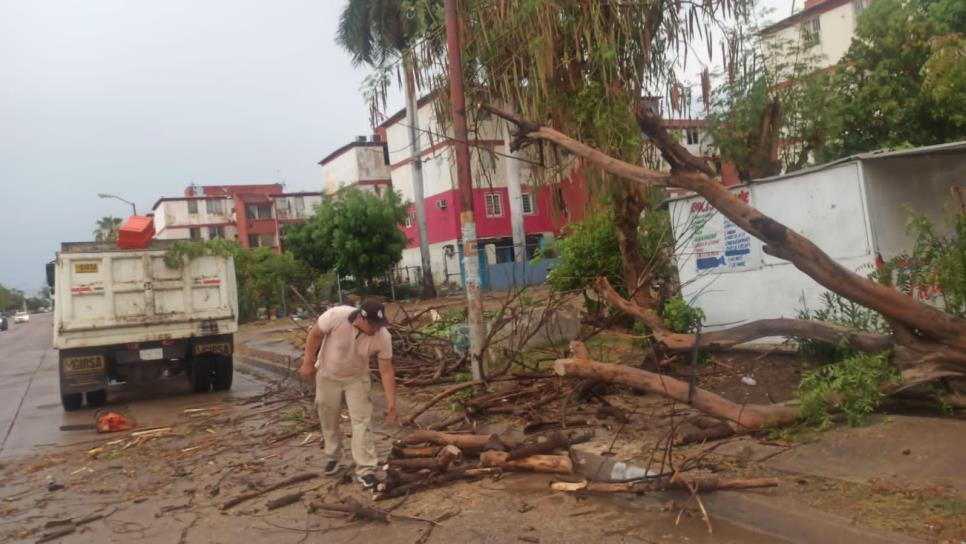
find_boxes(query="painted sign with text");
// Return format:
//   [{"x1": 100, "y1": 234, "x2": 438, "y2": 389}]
[{"x1": 688, "y1": 189, "x2": 761, "y2": 273}]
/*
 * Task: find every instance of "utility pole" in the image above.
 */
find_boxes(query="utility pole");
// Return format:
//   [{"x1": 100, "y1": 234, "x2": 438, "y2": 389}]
[
  {"x1": 404, "y1": 54, "x2": 437, "y2": 299},
  {"x1": 502, "y1": 121, "x2": 526, "y2": 262},
  {"x1": 444, "y1": 0, "x2": 486, "y2": 382}
]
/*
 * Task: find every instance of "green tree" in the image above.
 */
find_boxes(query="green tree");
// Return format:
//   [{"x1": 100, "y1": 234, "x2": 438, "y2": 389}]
[
  {"x1": 826, "y1": 0, "x2": 966, "y2": 158},
  {"x1": 337, "y1": 0, "x2": 441, "y2": 298},
  {"x1": 285, "y1": 188, "x2": 410, "y2": 288},
  {"x1": 93, "y1": 216, "x2": 123, "y2": 242}
]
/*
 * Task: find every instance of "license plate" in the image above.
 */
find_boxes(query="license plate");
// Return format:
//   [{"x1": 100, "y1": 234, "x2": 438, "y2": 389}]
[
  {"x1": 63, "y1": 355, "x2": 105, "y2": 375},
  {"x1": 139, "y1": 348, "x2": 163, "y2": 361},
  {"x1": 195, "y1": 343, "x2": 230, "y2": 356}
]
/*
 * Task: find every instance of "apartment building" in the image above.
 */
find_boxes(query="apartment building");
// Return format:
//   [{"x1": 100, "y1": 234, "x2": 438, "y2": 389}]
[{"x1": 152, "y1": 184, "x2": 321, "y2": 250}]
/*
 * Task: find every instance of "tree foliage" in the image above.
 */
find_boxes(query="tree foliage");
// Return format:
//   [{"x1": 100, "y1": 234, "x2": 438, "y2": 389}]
[
  {"x1": 827, "y1": 0, "x2": 966, "y2": 158},
  {"x1": 93, "y1": 216, "x2": 123, "y2": 242},
  {"x1": 285, "y1": 188, "x2": 410, "y2": 287},
  {"x1": 164, "y1": 240, "x2": 316, "y2": 322},
  {"x1": 710, "y1": 0, "x2": 966, "y2": 177}
]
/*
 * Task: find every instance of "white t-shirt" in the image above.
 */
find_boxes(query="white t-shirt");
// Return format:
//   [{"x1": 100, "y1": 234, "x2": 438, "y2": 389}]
[{"x1": 314, "y1": 305, "x2": 392, "y2": 381}]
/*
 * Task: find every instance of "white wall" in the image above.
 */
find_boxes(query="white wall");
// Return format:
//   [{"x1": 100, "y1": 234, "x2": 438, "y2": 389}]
[
  {"x1": 862, "y1": 154, "x2": 966, "y2": 259},
  {"x1": 399, "y1": 241, "x2": 462, "y2": 286},
  {"x1": 154, "y1": 198, "x2": 234, "y2": 230},
  {"x1": 762, "y1": 1, "x2": 862, "y2": 77},
  {"x1": 155, "y1": 225, "x2": 238, "y2": 242},
  {"x1": 322, "y1": 151, "x2": 361, "y2": 194},
  {"x1": 669, "y1": 162, "x2": 873, "y2": 335}
]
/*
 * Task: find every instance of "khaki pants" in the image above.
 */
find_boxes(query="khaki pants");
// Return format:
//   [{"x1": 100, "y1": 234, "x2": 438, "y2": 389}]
[{"x1": 315, "y1": 374, "x2": 377, "y2": 477}]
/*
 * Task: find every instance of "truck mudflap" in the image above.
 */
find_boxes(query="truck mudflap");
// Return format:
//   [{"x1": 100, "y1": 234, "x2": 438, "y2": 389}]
[{"x1": 59, "y1": 349, "x2": 109, "y2": 394}]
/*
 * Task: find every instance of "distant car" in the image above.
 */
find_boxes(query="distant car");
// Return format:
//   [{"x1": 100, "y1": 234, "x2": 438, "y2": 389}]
[
  {"x1": 14, "y1": 311, "x2": 29, "y2": 324},
  {"x1": 0, "y1": 315, "x2": 7, "y2": 331}
]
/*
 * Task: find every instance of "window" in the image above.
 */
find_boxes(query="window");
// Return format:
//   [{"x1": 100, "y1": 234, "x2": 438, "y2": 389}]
[
  {"x1": 484, "y1": 192, "x2": 504, "y2": 218},
  {"x1": 206, "y1": 199, "x2": 223, "y2": 215},
  {"x1": 801, "y1": 17, "x2": 821, "y2": 47},
  {"x1": 187, "y1": 200, "x2": 198, "y2": 214},
  {"x1": 521, "y1": 193, "x2": 535, "y2": 215},
  {"x1": 208, "y1": 226, "x2": 225, "y2": 240},
  {"x1": 246, "y1": 203, "x2": 274, "y2": 220},
  {"x1": 294, "y1": 196, "x2": 305, "y2": 213},
  {"x1": 404, "y1": 210, "x2": 416, "y2": 228},
  {"x1": 853, "y1": 0, "x2": 868, "y2": 19},
  {"x1": 686, "y1": 129, "x2": 700, "y2": 145},
  {"x1": 189, "y1": 227, "x2": 201, "y2": 241},
  {"x1": 248, "y1": 234, "x2": 260, "y2": 248}
]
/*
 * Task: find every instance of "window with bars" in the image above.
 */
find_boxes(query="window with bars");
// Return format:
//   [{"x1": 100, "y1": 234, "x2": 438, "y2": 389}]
[
  {"x1": 189, "y1": 227, "x2": 201, "y2": 241},
  {"x1": 521, "y1": 193, "x2": 535, "y2": 215},
  {"x1": 187, "y1": 200, "x2": 198, "y2": 214},
  {"x1": 404, "y1": 210, "x2": 416, "y2": 228},
  {"x1": 208, "y1": 226, "x2": 225, "y2": 240},
  {"x1": 686, "y1": 129, "x2": 700, "y2": 145},
  {"x1": 484, "y1": 192, "x2": 504, "y2": 217},
  {"x1": 801, "y1": 17, "x2": 821, "y2": 47},
  {"x1": 206, "y1": 199, "x2": 224, "y2": 215}
]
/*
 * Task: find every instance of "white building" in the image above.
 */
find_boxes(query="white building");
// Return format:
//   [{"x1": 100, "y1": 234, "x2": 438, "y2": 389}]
[
  {"x1": 319, "y1": 135, "x2": 392, "y2": 196},
  {"x1": 761, "y1": 0, "x2": 872, "y2": 77},
  {"x1": 153, "y1": 184, "x2": 322, "y2": 250},
  {"x1": 668, "y1": 141, "x2": 966, "y2": 340}
]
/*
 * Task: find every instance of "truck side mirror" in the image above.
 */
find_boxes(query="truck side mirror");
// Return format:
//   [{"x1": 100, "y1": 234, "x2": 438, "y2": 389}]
[{"x1": 46, "y1": 261, "x2": 55, "y2": 294}]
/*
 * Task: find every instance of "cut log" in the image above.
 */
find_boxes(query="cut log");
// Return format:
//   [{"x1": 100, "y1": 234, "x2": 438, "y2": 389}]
[
  {"x1": 551, "y1": 477, "x2": 779, "y2": 494},
  {"x1": 554, "y1": 355, "x2": 797, "y2": 430},
  {"x1": 673, "y1": 425, "x2": 736, "y2": 446},
  {"x1": 480, "y1": 450, "x2": 574, "y2": 474},
  {"x1": 398, "y1": 431, "x2": 523, "y2": 453},
  {"x1": 391, "y1": 446, "x2": 438, "y2": 459},
  {"x1": 266, "y1": 491, "x2": 303, "y2": 510},
  {"x1": 505, "y1": 431, "x2": 594, "y2": 461}
]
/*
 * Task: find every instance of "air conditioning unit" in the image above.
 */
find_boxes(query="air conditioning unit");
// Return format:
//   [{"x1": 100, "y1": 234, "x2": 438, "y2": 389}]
[{"x1": 436, "y1": 199, "x2": 448, "y2": 209}]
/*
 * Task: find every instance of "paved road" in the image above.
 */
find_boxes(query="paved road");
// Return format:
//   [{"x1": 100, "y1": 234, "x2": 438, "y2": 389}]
[{"x1": 0, "y1": 313, "x2": 267, "y2": 460}]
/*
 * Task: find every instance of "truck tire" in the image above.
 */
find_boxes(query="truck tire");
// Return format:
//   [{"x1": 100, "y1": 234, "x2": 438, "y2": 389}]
[
  {"x1": 212, "y1": 355, "x2": 233, "y2": 391},
  {"x1": 189, "y1": 357, "x2": 213, "y2": 393},
  {"x1": 61, "y1": 393, "x2": 83, "y2": 411},
  {"x1": 86, "y1": 389, "x2": 107, "y2": 408}
]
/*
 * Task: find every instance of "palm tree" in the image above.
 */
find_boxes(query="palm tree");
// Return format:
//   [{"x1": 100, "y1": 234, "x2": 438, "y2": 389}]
[
  {"x1": 337, "y1": 0, "x2": 440, "y2": 299},
  {"x1": 93, "y1": 216, "x2": 123, "y2": 242}
]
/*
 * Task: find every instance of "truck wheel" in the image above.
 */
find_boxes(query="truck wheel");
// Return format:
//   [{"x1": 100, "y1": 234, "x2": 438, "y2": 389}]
[
  {"x1": 212, "y1": 355, "x2": 233, "y2": 391},
  {"x1": 85, "y1": 389, "x2": 107, "y2": 407},
  {"x1": 189, "y1": 357, "x2": 213, "y2": 393},
  {"x1": 61, "y1": 393, "x2": 83, "y2": 411}
]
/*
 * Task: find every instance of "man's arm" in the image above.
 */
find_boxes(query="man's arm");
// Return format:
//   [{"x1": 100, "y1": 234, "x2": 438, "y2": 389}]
[
  {"x1": 299, "y1": 323, "x2": 323, "y2": 381},
  {"x1": 377, "y1": 357, "x2": 397, "y2": 423}
]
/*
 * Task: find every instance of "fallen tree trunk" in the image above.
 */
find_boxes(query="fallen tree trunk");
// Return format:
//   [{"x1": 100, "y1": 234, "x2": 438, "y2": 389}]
[
  {"x1": 482, "y1": 103, "x2": 966, "y2": 379},
  {"x1": 386, "y1": 445, "x2": 462, "y2": 472},
  {"x1": 551, "y1": 477, "x2": 779, "y2": 494},
  {"x1": 595, "y1": 277, "x2": 893, "y2": 353},
  {"x1": 555, "y1": 349, "x2": 797, "y2": 431},
  {"x1": 505, "y1": 430, "x2": 594, "y2": 461}
]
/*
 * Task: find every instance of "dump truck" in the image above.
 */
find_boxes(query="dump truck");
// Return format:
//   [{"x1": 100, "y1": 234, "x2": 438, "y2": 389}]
[{"x1": 47, "y1": 240, "x2": 239, "y2": 410}]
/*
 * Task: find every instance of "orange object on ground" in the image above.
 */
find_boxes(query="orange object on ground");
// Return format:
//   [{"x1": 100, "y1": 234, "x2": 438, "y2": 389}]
[
  {"x1": 117, "y1": 215, "x2": 156, "y2": 249},
  {"x1": 96, "y1": 411, "x2": 136, "y2": 433}
]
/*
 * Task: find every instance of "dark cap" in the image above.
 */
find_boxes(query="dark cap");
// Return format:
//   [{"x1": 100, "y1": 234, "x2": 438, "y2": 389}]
[{"x1": 358, "y1": 298, "x2": 389, "y2": 329}]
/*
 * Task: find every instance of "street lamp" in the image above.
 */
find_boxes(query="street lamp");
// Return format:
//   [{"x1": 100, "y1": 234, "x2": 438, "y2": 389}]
[{"x1": 98, "y1": 193, "x2": 137, "y2": 215}]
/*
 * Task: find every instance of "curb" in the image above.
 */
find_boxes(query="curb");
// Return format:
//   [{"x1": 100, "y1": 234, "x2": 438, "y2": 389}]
[
  {"x1": 235, "y1": 353, "x2": 297, "y2": 380},
  {"x1": 687, "y1": 489, "x2": 924, "y2": 544}
]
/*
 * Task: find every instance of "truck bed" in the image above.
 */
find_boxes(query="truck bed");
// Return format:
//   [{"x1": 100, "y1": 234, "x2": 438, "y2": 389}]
[{"x1": 53, "y1": 241, "x2": 239, "y2": 349}]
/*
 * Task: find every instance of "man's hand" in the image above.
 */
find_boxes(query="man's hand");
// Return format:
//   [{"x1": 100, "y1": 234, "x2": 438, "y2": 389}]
[
  {"x1": 298, "y1": 364, "x2": 316, "y2": 382},
  {"x1": 385, "y1": 406, "x2": 398, "y2": 424}
]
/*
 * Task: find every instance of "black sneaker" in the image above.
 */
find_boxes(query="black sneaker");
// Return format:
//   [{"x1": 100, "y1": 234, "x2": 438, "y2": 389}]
[
  {"x1": 358, "y1": 473, "x2": 378, "y2": 489},
  {"x1": 324, "y1": 460, "x2": 340, "y2": 476}
]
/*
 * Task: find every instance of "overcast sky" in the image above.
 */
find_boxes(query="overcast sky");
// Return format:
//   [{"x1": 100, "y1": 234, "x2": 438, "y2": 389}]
[{"x1": 0, "y1": 0, "x2": 788, "y2": 294}]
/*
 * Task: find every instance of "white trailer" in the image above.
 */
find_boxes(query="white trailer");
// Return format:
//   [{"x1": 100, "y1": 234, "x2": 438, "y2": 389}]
[{"x1": 48, "y1": 241, "x2": 239, "y2": 410}]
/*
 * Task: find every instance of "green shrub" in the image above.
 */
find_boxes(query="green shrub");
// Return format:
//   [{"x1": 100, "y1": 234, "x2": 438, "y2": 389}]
[
  {"x1": 796, "y1": 352, "x2": 899, "y2": 429},
  {"x1": 661, "y1": 295, "x2": 705, "y2": 333},
  {"x1": 795, "y1": 291, "x2": 890, "y2": 363}
]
